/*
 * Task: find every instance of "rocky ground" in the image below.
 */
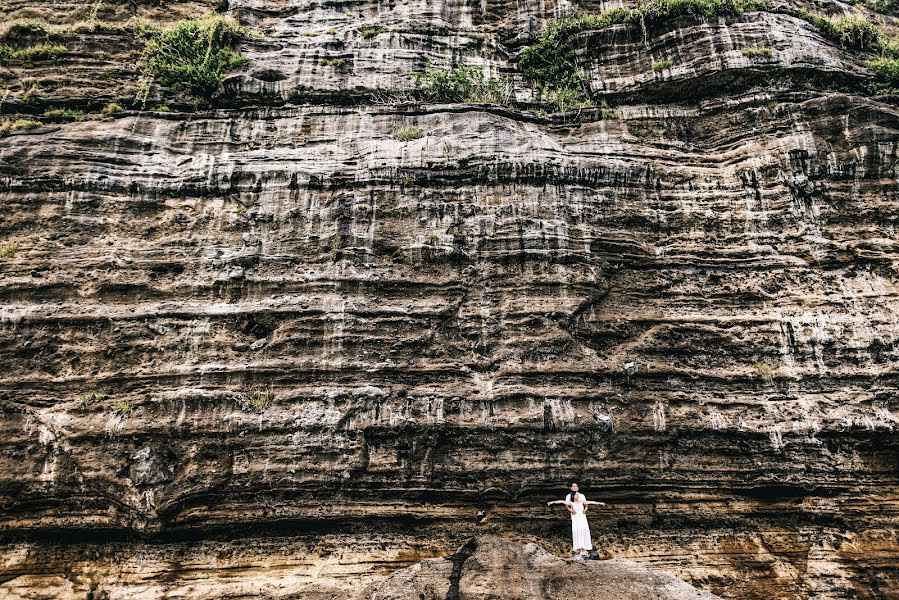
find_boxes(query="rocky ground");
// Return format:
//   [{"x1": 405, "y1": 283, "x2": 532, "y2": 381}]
[{"x1": 1, "y1": 0, "x2": 899, "y2": 598}]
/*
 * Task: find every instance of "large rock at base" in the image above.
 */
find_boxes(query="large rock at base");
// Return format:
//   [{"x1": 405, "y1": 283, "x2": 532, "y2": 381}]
[{"x1": 364, "y1": 536, "x2": 721, "y2": 600}]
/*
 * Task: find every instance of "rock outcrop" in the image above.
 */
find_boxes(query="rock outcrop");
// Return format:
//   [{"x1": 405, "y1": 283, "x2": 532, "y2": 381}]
[
  {"x1": 2, "y1": 0, "x2": 899, "y2": 598},
  {"x1": 366, "y1": 535, "x2": 722, "y2": 600}
]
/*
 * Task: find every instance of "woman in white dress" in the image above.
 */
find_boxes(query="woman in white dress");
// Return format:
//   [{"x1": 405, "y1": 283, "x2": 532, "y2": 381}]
[{"x1": 547, "y1": 482, "x2": 606, "y2": 556}]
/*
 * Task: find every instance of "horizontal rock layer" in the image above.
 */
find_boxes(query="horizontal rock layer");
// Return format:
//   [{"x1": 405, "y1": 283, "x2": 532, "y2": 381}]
[{"x1": 2, "y1": 0, "x2": 899, "y2": 599}]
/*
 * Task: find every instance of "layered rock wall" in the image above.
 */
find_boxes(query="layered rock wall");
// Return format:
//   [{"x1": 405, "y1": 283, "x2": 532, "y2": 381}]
[{"x1": 1, "y1": 0, "x2": 899, "y2": 598}]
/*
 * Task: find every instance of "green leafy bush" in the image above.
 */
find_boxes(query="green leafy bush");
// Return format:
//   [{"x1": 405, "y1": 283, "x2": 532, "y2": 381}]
[
  {"x1": 868, "y1": 56, "x2": 899, "y2": 88},
  {"x1": 0, "y1": 243, "x2": 17, "y2": 257},
  {"x1": 141, "y1": 14, "x2": 247, "y2": 99},
  {"x1": 652, "y1": 59, "x2": 673, "y2": 71},
  {"x1": 412, "y1": 62, "x2": 510, "y2": 104},
  {"x1": 879, "y1": 33, "x2": 899, "y2": 58}
]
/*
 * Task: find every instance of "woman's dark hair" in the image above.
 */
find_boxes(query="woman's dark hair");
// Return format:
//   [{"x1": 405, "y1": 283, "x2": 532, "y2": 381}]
[{"x1": 569, "y1": 481, "x2": 579, "y2": 501}]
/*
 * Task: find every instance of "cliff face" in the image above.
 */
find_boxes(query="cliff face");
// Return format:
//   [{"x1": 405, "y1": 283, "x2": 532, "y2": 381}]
[
  {"x1": 366, "y1": 535, "x2": 723, "y2": 599},
  {"x1": 2, "y1": 0, "x2": 899, "y2": 598}
]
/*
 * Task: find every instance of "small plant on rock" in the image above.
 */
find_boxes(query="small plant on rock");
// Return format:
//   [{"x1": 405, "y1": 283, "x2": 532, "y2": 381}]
[
  {"x1": 0, "y1": 119, "x2": 40, "y2": 134},
  {"x1": 102, "y1": 102, "x2": 125, "y2": 114},
  {"x1": 359, "y1": 25, "x2": 386, "y2": 39},
  {"x1": 652, "y1": 59, "x2": 673, "y2": 71},
  {"x1": 42, "y1": 107, "x2": 87, "y2": 121},
  {"x1": 0, "y1": 42, "x2": 67, "y2": 63},
  {"x1": 392, "y1": 126, "x2": 424, "y2": 141},
  {"x1": 238, "y1": 388, "x2": 272, "y2": 412},
  {"x1": 742, "y1": 46, "x2": 773, "y2": 58},
  {"x1": 0, "y1": 243, "x2": 18, "y2": 257},
  {"x1": 111, "y1": 400, "x2": 134, "y2": 416},
  {"x1": 78, "y1": 391, "x2": 108, "y2": 406}
]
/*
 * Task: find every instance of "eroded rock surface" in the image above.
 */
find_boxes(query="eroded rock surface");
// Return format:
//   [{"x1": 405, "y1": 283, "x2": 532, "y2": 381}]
[
  {"x1": 366, "y1": 535, "x2": 722, "y2": 600},
  {"x1": 1, "y1": 0, "x2": 899, "y2": 598}
]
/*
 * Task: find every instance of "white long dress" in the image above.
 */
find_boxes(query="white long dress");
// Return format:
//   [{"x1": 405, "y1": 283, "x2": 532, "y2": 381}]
[{"x1": 566, "y1": 494, "x2": 593, "y2": 551}]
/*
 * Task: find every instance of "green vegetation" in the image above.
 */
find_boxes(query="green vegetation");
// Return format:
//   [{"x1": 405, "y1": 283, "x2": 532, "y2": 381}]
[
  {"x1": 0, "y1": 19, "x2": 51, "y2": 41},
  {"x1": 239, "y1": 389, "x2": 272, "y2": 412},
  {"x1": 652, "y1": 59, "x2": 673, "y2": 71},
  {"x1": 102, "y1": 102, "x2": 125, "y2": 114},
  {"x1": 519, "y1": 0, "x2": 767, "y2": 112},
  {"x1": 0, "y1": 118, "x2": 40, "y2": 134},
  {"x1": 321, "y1": 57, "x2": 347, "y2": 68},
  {"x1": 42, "y1": 107, "x2": 87, "y2": 121},
  {"x1": 392, "y1": 126, "x2": 424, "y2": 141},
  {"x1": 359, "y1": 25, "x2": 386, "y2": 39},
  {"x1": 330, "y1": 234, "x2": 343, "y2": 260},
  {"x1": 797, "y1": 10, "x2": 878, "y2": 51},
  {"x1": 753, "y1": 362, "x2": 774, "y2": 376},
  {"x1": 742, "y1": 46, "x2": 773, "y2": 58},
  {"x1": 111, "y1": 400, "x2": 134, "y2": 416},
  {"x1": 0, "y1": 243, "x2": 17, "y2": 257},
  {"x1": 78, "y1": 391, "x2": 108, "y2": 406},
  {"x1": 140, "y1": 14, "x2": 248, "y2": 100},
  {"x1": 868, "y1": 56, "x2": 899, "y2": 89},
  {"x1": 412, "y1": 62, "x2": 510, "y2": 104},
  {"x1": 0, "y1": 42, "x2": 67, "y2": 63}
]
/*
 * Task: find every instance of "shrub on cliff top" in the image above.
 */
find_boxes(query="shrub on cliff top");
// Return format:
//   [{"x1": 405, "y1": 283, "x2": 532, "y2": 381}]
[
  {"x1": 518, "y1": 0, "x2": 767, "y2": 112},
  {"x1": 140, "y1": 14, "x2": 248, "y2": 100}
]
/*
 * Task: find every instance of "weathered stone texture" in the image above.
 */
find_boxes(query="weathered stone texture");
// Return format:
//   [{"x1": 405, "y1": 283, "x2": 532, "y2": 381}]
[{"x1": 1, "y1": 0, "x2": 899, "y2": 598}]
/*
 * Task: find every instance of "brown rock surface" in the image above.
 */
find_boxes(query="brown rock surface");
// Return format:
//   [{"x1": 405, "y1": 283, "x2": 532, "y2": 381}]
[
  {"x1": 366, "y1": 535, "x2": 723, "y2": 599},
  {"x1": 2, "y1": 0, "x2": 899, "y2": 598}
]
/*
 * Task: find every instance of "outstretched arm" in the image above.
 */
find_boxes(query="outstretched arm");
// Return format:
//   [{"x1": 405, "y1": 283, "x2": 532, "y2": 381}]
[
  {"x1": 546, "y1": 500, "x2": 575, "y2": 514},
  {"x1": 584, "y1": 501, "x2": 607, "y2": 507}
]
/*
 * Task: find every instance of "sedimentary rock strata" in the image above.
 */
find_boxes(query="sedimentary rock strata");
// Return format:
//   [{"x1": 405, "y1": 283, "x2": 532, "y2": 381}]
[
  {"x1": 366, "y1": 535, "x2": 723, "y2": 599},
  {"x1": 1, "y1": 0, "x2": 899, "y2": 598}
]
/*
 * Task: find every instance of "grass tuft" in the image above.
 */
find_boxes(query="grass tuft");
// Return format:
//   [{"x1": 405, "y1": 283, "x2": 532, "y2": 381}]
[
  {"x1": 392, "y1": 126, "x2": 424, "y2": 141},
  {"x1": 0, "y1": 42, "x2": 67, "y2": 63},
  {"x1": 238, "y1": 389, "x2": 272, "y2": 412},
  {"x1": 42, "y1": 107, "x2": 87, "y2": 121},
  {"x1": 742, "y1": 46, "x2": 773, "y2": 58},
  {"x1": 102, "y1": 102, "x2": 125, "y2": 114},
  {"x1": 111, "y1": 400, "x2": 134, "y2": 416},
  {"x1": 0, "y1": 119, "x2": 41, "y2": 134},
  {"x1": 798, "y1": 10, "x2": 879, "y2": 51},
  {"x1": 652, "y1": 59, "x2": 673, "y2": 71}
]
